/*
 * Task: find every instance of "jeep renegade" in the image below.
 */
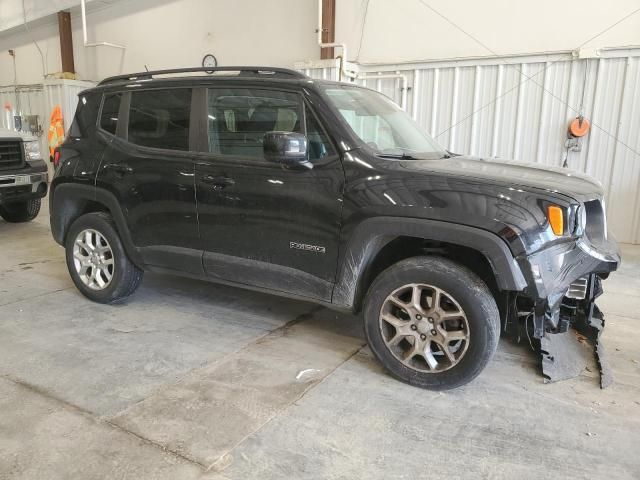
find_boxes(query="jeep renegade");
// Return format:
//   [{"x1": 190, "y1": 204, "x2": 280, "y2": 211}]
[{"x1": 49, "y1": 67, "x2": 620, "y2": 390}]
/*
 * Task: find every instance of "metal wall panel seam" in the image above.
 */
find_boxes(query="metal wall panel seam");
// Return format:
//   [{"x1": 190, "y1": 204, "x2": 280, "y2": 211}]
[
  {"x1": 450, "y1": 66, "x2": 460, "y2": 149},
  {"x1": 411, "y1": 69, "x2": 420, "y2": 120},
  {"x1": 491, "y1": 64, "x2": 504, "y2": 158},
  {"x1": 605, "y1": 57, "x2": 630, "y2": 212},
  {"x1": 536, "y1": 62, "x2": 551, "y2": 164},
  {"x1": 469, "y1": 65, "x2": 481, "y2": 155},
  {"x1": 513, "y1": 63, "x2": 526, "y2": 160},
  {"x1": 583, "y1": 58, "x2": 602, "y2": 183},
  {"x1": 431, "y1": 68, "x2": 439, "y2": 138}
]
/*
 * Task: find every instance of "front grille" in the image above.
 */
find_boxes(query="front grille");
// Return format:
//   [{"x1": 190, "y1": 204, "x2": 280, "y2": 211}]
[
  {"x1": 566, "y1": 276, "x2": 588, "y2": 300},
  {"x1": 0, "y1": 141, "x2": 24, "y2": 170}
]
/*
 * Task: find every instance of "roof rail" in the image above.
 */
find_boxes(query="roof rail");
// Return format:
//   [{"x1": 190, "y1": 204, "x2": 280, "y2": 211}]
[{"x1": 98, "y1": 66, "x2": 308, "y2": 85}]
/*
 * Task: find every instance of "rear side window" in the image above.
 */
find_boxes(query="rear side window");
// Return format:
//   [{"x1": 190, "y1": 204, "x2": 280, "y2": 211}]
[
  {"x1": 128, "y1": 89, "x2": 191, "y2": 151},
  {"x1": 99, "y1": 93, "x2": 122, "y2": 135},
  {"x1": 69, "y1": 92, "x2": 101, "y2": 138}
]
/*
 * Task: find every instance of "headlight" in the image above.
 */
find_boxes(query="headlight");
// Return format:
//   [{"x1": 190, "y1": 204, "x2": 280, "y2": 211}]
[{"x1": 24, "y1": 141, "x2": 42, "y2": 161}]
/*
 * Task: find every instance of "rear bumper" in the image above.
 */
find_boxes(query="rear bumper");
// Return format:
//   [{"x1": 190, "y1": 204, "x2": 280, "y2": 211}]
[
  {"x1": 0, "y1": 164, "x2": 48, "y2": 204},
  {"x1": 521, "y1": 234, "x2": 620, "y2": 337}
]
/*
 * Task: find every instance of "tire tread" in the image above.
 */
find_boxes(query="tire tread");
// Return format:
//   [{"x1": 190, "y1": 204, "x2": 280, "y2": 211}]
[
  {"x1": 65, "y1": 212, "x2": 143, "y2": 304},
  {"x1": 0, "y1": 199, "x2": 41, "y2": 223},
  {"x1": 363, "y1": 255, "x2": 500, "y2": 390}
]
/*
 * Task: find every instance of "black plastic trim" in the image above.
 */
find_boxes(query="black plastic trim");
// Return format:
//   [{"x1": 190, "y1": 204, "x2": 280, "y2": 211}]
[
  {"x1": 333, "y1": 217, "x2": 528, "y2": 308},
  {"x1": 49, "y1": 183, "x2": 144, "y2": 267}
]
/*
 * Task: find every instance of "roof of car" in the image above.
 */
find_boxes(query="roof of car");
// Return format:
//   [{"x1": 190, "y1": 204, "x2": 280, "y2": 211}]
[{"x1": 85, "y1": 66, "x2": 357, "y2": 94}]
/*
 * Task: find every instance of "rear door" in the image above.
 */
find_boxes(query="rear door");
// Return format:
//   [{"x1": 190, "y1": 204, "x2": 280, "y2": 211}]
[
  {"x1": 96, "y1": 87, "x2": 202, "y2": 274},
  {"x1": 194, "y1": 84, "x2": 345, "y2": 301}
]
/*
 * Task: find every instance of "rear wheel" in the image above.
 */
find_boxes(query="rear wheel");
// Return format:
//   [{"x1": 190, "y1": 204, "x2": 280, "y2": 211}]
[
  {"x1": 363, "y1": 256, "x2": 500, "y2": 390},
  {"x1": 0, "y1": 199, "x2": 41, "y2": 223},
  {"x1": 65, "y1": 212, "x2": 143, "y2": 304}
]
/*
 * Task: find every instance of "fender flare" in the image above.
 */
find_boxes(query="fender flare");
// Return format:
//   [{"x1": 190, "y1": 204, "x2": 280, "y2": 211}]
[
  {"x1": 332, "y1": 217, "x2": 527, "y2": 308},
  {"x1": 50, "y1": 183, "x2": 143, "y2": 266}
]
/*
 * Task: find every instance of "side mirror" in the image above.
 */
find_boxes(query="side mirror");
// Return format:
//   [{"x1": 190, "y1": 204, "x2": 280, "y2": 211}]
[{"x1": 263, "y1": 131, "x2": 312, "y2": 170}]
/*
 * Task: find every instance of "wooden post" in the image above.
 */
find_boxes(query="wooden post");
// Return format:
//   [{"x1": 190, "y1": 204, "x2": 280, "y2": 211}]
[
  {"x1": 320, "y1": 0, "x2": 336, "y2": 59},
  {"x1": 58, "y1": 11, "x2": 75, "y2": 74}
]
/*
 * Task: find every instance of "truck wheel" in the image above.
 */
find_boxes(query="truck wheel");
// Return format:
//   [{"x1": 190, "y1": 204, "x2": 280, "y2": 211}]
[
  {"x1": 363, "y1": 256, "x2": 500, "y2": 390},
  {"x1": 0, "y1": 199, "x2": 41, "y2": 223},
  {"x1": 65, "y1": 212, "x2": 143, "y2": 304}
]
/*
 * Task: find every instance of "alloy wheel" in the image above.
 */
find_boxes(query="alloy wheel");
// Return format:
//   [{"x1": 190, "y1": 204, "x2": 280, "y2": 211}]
[
  {"x1": 379, "y1": 283, "x2": 470, "y2": 373},
  {"x1": 72, "y1": 228, "x2": 115, "y2": 291}
]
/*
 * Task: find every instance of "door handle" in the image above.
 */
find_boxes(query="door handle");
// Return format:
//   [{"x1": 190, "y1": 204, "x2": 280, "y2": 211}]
[
  {"x1": 201, "y1": 175, "x2": 235, "y2": 189},
  {"x1": 103, "y1": 163, "x2": 133, "y2": 175}
]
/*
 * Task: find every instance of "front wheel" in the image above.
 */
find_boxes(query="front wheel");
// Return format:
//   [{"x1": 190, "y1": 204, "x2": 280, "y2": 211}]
[
  {"x1": 0, "y1": 199, "x2": 41, "y2": 223},
  {"x1": 363, "y1": 256, "x2": 500, "y2": 390}
]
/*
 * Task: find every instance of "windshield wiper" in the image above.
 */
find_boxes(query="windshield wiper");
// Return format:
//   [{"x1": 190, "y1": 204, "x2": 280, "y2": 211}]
[
  {"x1": 443, "y1": 150, "x2": 461, "y2": 158},
  {"x1": 377, "y1": 153, "x2": 417, "y2": 160}
]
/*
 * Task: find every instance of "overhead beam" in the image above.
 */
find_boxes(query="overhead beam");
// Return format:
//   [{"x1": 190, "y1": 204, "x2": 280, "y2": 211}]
[
  {"x1": 320, "y1": 0, "x2": 336, "y2": 59},
  {"x1": 57, "y1": 11, "x2": 75, "y2": 74}
]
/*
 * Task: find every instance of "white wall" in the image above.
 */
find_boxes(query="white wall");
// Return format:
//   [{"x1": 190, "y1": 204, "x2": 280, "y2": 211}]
[
  {"x1": 0, "y1": 0, "x2": 320, "y2": 85},
  {"x1": 2, "y1": 0, "x2": 640, "y2": 85},
  {"x1": 336, "y1": 0, "x2": 640, "y2": 64}
]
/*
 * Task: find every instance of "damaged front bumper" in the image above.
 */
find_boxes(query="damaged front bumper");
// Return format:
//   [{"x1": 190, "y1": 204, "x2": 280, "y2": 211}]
[{"x1": 520, "y1": 235, "x2": 620, "y2": 387}]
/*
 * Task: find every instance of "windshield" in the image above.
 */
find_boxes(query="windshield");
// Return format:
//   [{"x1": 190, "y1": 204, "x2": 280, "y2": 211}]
[{"x1": 322, "y1": 85, "x2": 447, "y2": 159}]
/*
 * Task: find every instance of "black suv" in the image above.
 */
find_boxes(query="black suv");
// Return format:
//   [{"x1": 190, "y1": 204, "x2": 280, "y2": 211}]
[
  {"x1": 50, "y1": 67, "x2": 620, "y2": 390},
  {"x1": 0, "y1": 129, "x2": 48, "y2": 222}
]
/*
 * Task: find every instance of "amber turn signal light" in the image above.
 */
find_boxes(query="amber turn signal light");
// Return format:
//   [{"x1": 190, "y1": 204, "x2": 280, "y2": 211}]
[{"x1": 547, "y1": 205, "x2": 564, "y2": 236}]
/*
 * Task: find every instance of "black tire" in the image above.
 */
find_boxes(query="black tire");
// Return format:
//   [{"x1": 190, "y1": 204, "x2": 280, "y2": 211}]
[
  {"x1": 363, "y1": 256, "x2": 500, "y2": 390},
  {"x1": 65, "y1": 212, "x2": 143, "y2": 304},
  {"x1": 0, "y1": 198, "x2": 41, "y2": 223}
]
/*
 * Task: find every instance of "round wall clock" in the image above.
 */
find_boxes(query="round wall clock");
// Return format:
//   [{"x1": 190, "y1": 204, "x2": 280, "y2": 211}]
[{"x1": 202, "y1": 54, "x2": 218, "y2": 73}]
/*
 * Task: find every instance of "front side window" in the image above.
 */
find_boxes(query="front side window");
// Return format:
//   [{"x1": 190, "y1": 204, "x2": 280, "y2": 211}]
[
  {"x1": 207, "y1": 88, "x2": 302, "y2": 159},
  {"x1": 100, "y1": 93, "x2": 122, "y2": 135},
  {"x1": 323, "y1": 85, "x2": 446, "y2": 159},
  {"x1": 128, "y1": 88, "x2": 191, "y2": 151},
  {"x1": 305, "y1": 106, "x2": 336, "y2": 161}
]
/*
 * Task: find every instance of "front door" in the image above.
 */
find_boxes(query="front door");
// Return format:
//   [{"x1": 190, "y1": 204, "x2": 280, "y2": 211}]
[
  {"x1": 96, "y1": 87, "x2": 201, "y2": 274},
  {"x1": 194, "y1": 85, "x2": 344, "y2": 301}
]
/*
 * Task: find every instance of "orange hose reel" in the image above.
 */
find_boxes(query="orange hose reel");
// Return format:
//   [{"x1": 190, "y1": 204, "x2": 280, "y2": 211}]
[{"x1": 568, "y1": 116, "x2": 590, "y2": 137}]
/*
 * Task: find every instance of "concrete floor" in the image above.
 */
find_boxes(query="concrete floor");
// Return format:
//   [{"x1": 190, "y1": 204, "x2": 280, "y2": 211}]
[{"x1": 1, "y1": 205, "x2": 639, "y2": 480}]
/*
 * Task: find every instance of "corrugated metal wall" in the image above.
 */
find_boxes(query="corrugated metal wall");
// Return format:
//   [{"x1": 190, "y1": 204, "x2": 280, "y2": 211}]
[
  {"x1": 43, "y1": 79, "x2": 96, "y2": 133},
  {"x1": 299, "y1": 49, "x2": 640, "y2": 244}
]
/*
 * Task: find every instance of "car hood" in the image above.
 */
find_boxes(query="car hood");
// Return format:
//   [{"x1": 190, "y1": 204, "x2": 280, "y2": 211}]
[
  {"x1": 0, "y1": 128, "x2": 36, "y2": 142},
  {"x1": 392, "y1": 155, "x2": 602, "y2": 200}
]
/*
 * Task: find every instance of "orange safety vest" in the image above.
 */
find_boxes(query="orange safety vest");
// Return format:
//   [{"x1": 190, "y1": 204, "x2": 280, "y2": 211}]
[{"x1": 48, "y1": 106, "x2": 65, "y2": 159}]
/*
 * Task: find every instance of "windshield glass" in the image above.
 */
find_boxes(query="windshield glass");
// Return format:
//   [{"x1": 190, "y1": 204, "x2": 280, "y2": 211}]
[{"x1": 322, "y1": 85, "x2": 447, "y2": 159}]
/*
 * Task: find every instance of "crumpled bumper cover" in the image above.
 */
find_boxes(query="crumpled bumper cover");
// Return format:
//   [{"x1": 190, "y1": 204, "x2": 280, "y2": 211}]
[
  {"x1": 524, "y1": 236, "x2": 619, "y2": 333},
  {"x1": 520, "y1": 235, "x2": 620, "y2": 388},
  {"x1": 540, "y1": 278, "x2": 613, "y2": 388}
]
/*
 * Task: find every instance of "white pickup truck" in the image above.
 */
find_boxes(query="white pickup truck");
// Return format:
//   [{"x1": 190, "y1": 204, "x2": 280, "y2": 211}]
[{"x1": 0, "y1": 129, "x2": 48, "y2": 222}]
